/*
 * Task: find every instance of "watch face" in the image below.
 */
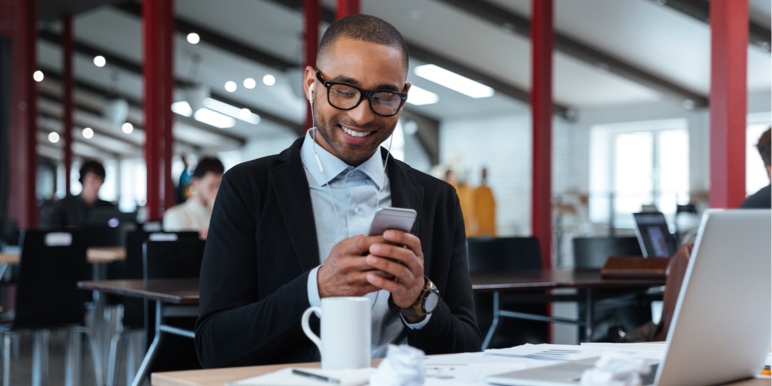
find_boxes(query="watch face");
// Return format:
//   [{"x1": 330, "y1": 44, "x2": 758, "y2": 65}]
[{"x1": 424, "y1": 290, "x2": 439, "y2": 313}]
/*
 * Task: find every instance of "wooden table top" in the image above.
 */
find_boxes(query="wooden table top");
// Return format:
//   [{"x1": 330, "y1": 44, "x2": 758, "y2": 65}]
[
  {"x1": 470, "y1": 269, "x2": 665, "y2": 293},
  {"x1": 0, "y1": 247, "x2": 126, "y2": 265},
  {"x1": 77, "y1": 278, "x2": 200, "y2": 304}
]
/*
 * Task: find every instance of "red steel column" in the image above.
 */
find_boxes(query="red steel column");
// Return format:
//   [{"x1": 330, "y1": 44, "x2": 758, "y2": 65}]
[
  {"x1": 6, "y1": 0, "x2": 38, "y2": 228},
  {"x1": 530, "y1": 0, "x2": 553, "y2": 269},
  {"x1": 336, "y1": 0, "x2": 360, "y2": 19},
  {"x1": 162, "y1": 0, "x2": 175, "y2": 210},
  {"x1": 144, "y1": 0, "x2": 175, "y2": 220},
  {"x1": 304, "y1": 0, "x2": 320, "y2": 133},
  {"x1": 709, "y1": 0, "x2": 748, "y2": 208},
  {"x1": 62, "y1": 14, "x2": 74, "y2": 196}
]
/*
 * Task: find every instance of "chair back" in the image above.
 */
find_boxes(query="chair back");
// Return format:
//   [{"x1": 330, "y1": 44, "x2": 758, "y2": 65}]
[
  {"x1": 84, "y1": 224, "x2": 133, "y2": 248},
  {"x1": 466, "y1": 237, "x2": 542, "y2": 273},
  {"x1": 572, "y1": 236, "x2": 643, "y2": 269},
  {"x1": 12, "y1": 229, "x2": 90, "y2": 328},
  {"x1": 142, "y1": 232, "x2": 204, "y2": 279}
]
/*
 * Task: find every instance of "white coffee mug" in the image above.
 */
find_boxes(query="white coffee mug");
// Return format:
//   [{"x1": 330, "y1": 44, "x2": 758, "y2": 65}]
[{"x1": 301, "y1": 296, "x2": 371, "y2": 369}]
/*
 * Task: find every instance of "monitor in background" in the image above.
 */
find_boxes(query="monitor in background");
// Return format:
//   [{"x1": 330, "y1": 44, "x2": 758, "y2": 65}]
[
  {"x1": 86, "y1": 207, "x2": 137, "y2": 228},
  {"x1": 633, "y1": 212, "x2": 677, "y2": 258}
]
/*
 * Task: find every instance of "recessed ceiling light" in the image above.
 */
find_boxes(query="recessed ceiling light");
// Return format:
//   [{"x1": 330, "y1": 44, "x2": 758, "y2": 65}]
[
  {"x1": 186, "y1": 32, "x2": 200, "y2": 44},
  {"x1": 243, "y1": 78, "x2": 256, "y2": 89},
  {"x1": 122, "y1": 122, "x2": 134, "y2": 134},
  {"x1": 93, "y1": 55, "x2": 106, "y2": 68},
  {"x1": 82, "y1": 127, "x2": 94, "y2": 139},
  {"x1": 224, "y1": 81, "x2": 237, "y2": 92},
  {"x1": 48, "y1": 132, "x2": 59, "y2": 143},
  {"x1": 33, "y1": 70, "x2": 44, "y2": 82},
  {"x1": 263, "y1": 74, "x2": 276, "y2": 86},
  {"x1": 406, "y1": 85, "x2": 439, "y2": 106},
  {"x1": 414, "y1": 64, "x2": 494, "y2": 98}
]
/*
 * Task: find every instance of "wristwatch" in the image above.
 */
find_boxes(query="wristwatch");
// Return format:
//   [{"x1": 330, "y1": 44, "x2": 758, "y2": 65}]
[{"x1": 391, "y1": 276, "x2": 440, "y2": 319}]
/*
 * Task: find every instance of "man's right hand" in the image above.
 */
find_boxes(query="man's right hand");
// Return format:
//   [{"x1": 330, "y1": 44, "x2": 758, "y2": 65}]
[{"x1": 317, "y1": 234, "x2": 387, "y2": 298}]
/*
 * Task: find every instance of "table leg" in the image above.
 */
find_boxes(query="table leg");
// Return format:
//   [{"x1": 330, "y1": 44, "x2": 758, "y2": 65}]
[
  {"x1": 482, "y1": 291, "x2": 501, "y2": 350},
  {"x1": 584, "y1": 289, "x2": 594, "y2": 342},
  {"x1": 32, "y1": 330, "x2": 49, "y2": 386},
  {"x1": 131, "y1": 301, "x2": 164, "y2": 386}
]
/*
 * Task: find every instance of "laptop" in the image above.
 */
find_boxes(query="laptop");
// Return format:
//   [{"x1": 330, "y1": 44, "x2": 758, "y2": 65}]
[
  {"x1": 86, "y1": 207, "x2": 137, "y2": 228},
  {"x1": 487, "y1": 209, "x2": 771, "y2": 386},
  {"x1": 632, "y1": 212, "x2": 677, "y2": 258}
]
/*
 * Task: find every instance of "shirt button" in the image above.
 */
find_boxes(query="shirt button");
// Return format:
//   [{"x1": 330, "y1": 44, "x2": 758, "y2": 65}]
[{"x1": 354, "y1": 207, "x2": 360, "y2": 214}]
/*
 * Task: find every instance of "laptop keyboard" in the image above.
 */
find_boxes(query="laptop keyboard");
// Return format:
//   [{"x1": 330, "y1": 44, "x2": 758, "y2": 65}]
[{"x1": 641, "y1": 363, "x2": 659, "y2": 385}]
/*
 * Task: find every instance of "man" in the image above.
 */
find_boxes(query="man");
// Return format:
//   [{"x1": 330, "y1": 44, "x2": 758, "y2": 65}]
[
  {"x1": 163, "y1": 156, "x2": 224, "y2": 239},
  {"x1": 473, "y1": 167, "x2": 497, "y2": 236},
  {"x1": 739, "y1": 127, "x2": 771, "y2": 209},
  {"x1": 176, "y1": 153, "x2": 194, "y2": 204},
  {"x1": 39, "y1": 160, "x2": 115, "y2": 228},
  {"x1": 195, "y1": 15, "x2": 480, "y2": 368}
]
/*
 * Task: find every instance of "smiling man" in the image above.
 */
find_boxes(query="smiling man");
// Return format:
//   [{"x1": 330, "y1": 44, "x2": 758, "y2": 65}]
[{"x1": 195, "y1": 14, "x2": 481, "y2": 368}]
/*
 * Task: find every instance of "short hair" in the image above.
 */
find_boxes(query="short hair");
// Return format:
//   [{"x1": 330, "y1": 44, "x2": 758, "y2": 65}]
[
  {"x1": 193, "y1": 157, "x2": 225, "y2": 179},
  {"x1": 757, "y1": 128, "x2": 771, "y2": 167},
  {"x1": 318, "y1": 14, "x2": 409, "y2": 71},
  {"x1": 79, "y1": 160, "x2": 106, "y2": 183}
]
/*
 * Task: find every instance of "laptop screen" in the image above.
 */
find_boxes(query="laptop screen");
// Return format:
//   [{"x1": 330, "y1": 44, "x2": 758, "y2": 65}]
[{"x1": 633, "y1": 212, "x2": 676, "y2": 258}]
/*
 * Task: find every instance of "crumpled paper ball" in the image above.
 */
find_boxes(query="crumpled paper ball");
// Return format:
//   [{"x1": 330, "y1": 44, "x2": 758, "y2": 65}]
[
  {"x1": 580, "y1": 352, "x2": 651, "y2": 386},
  {"x1": 369, "y1": 344, "x2": 426, "y2": 386}
]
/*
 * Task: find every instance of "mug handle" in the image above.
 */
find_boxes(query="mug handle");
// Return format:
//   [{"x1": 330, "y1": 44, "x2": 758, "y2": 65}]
[{"x1": 301, "y1": 306, "x2": 322, "y2": 352}]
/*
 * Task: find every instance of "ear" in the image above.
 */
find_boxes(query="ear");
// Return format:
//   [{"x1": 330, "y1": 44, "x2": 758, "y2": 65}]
[
  {"x1": 303, "y1": 66, "x2": 316, "y2": 103},
  {"x1": 398, "y1": 82, "x2": 412, "y2": 113}
]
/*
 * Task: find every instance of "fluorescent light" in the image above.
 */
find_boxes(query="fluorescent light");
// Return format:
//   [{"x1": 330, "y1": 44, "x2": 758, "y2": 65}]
[
  {"x1": 203, "y1": 98, "x2": 261, "y2": 124},
  {"x1": 406, "y1": 85, "x2": 439, "y2": 106},
  {"x1": 414, "y1": 64, "x2": 494, "y2": 98},
  {"x1": 194, "y1": 108, "x2": 236, "y2": 129},
  {"x1": 172, "y1": 101, "x2": 193, "y2": 117}
]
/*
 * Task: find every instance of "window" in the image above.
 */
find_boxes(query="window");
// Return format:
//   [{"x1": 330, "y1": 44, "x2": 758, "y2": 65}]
[{"x1": 590, "y1": 119, "x2": 689, "y2": 228}]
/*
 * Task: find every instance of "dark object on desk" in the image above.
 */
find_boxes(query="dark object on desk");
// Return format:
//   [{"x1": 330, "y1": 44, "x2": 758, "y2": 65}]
[
  {"x1": 0, "y1": 229, "x2": 101, "y2": 384},
  {"x1": 601, "y1": 256, "x2": 670, "y2": 279},
  {"x1": 467, "y1": 237, "x2": 546, "y2": 349},
  {"x1": 572, "y1": 236, "x2": 642, "y2": 269},
  {"x1": 143, "y1": 232, "x2": 205, "y2": 373},
  {"x1": 86, "y1": 207, "x2": 137, "y2": 228},
  {"x1": 633, "y1": 212, "x2": 677, "y2": 258}
]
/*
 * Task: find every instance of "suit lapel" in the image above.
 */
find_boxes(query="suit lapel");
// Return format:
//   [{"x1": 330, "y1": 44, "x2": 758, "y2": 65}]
[
  {"x1": 385, "y1": 149, "x2": 424, "y2": 236},
  {"x1": 271, "y1": 139, "x2": 321, "y2": 272}
]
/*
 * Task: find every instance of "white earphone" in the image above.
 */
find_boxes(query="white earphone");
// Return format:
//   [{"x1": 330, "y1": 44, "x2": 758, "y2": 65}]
[{"x1": 308, "y1": 83, "x2": 315, "y2": 105}]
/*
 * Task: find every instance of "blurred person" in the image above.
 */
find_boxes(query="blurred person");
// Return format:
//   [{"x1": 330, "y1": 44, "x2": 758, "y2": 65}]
[
  {"x1": 472, "y1": 167, "x2": 496, "y2": 236},
  {"x1": 39, "y1": 160, "x2": 115, "y2": 228},
  {"x1": 177, "y1": 153, "x2": 194, "y2": 204},
  {"x1": 163, "y1": 157, "x2": 224, "y2": 239},
  {"x1": 739, "y1": 127, "x2": 771, "y2": 209}
]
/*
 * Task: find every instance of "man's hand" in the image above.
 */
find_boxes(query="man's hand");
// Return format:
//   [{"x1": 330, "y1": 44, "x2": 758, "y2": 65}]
[
  {"x1": 317, "y1": 234, "x2": 389, "y2": 298},
  {"x1": 363, "y1": 230, "x2": 425, "y2": 313}
]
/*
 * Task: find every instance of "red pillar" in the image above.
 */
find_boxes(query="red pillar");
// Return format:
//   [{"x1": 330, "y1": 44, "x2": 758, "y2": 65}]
[
  {"x1": 143, "y1": 0, "x2": 175, "y2": 221},
  {"x1": 336, "y1": 0, "x2": 360, "y2": 19},
  {"x1": 62, "y1": 14, "x2": 74, "y2": 196},
  {"x1": 530, "y1": 0, "x2": 553, "y2": 269},
  {"x1": 304, "y1": 0, "x2": 320, "y2": 133},
  {"x1": 162, "y1": 0, "x2": 176, "y2": 210},
  {"x1": 5, "y1": 0, "x2": 38, "y2": 229},
  {"x1": 709, "y1": 0, "x2": 748, "y2": 209}
]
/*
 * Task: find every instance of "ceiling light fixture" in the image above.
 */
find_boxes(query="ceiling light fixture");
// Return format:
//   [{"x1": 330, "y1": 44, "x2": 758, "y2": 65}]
[
  {"x1": 33, "y1": 70, "x2": 44, "y2": 82},
  {"x1": 406, "y1": 85, "x2": 439, "y2": 106},
  {"x1": 263, "y1": 74, "x2": 276, "y2": 86},
  {"x1": 122, "y1": 122, "x2": 134, "y2": 134},
  {"x1": 414, "y1": 64, "x2": 494, "y2": 98},
  {"x1": 203, "y1": 98, "x2": 261, "y2": 124},
  {"x1": 187, "y1": 32, "x2": 200, "y2": 44},
  {"x1": 193, "y1": 108, "x2": 236, "y2": 129},
  {"x1": 224, "y1": 81, "x2": 237, "y2": 92},
  {"x1": 82, "y1": 127, "x2": 94, "y2": 139},
  {"x1": 172, "y1": 101, "x2": 193, "y2": 117},
  {"x1": 48, "y1": 132, "x2": 60, "y2": 143},
  {"x1": 93, "y1": 55, "x2": 106, "y2": 68},
  {"x1": 186, "y1": 83, "x2": 210, "y2": 112},
  {"x1": 243, "y1": 78, "x2": 256, "y2": 89}
]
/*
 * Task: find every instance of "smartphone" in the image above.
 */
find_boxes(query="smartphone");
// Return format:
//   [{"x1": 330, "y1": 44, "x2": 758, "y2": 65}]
[{"x1": 368, "y1": 207, "x2": 417, "y2": 236}]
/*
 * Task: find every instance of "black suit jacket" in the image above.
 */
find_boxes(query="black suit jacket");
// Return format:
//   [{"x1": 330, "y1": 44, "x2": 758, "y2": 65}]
[{"x1": 195, "y1": 138, "x2": 481, "y2": 368}]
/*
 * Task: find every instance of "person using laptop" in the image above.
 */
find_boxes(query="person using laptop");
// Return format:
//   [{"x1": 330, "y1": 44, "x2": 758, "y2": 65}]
[
  {"x1": 740, "y1": 127, "x2": 771, "y2": 209},
  {"x1": 39, "y1": 160, "x2": 116, "y2": 229},
  {"x1": 163, "y1": 156, "x2": 224, "y2": 239}
]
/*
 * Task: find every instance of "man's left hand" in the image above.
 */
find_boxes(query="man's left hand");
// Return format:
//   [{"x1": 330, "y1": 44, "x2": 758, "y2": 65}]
[{"x1": 364, "y1": 230, "x2": 425, "y2": 313}]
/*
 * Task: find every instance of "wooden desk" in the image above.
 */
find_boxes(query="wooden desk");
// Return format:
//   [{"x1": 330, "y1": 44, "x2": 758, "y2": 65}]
[
  {"x1": 150, "y1": 359, "x2": 770, "y2": 386},
  {"x1": 471, "y1": 269, "x2": 666, "y2": 347},
  {"x1": 78, "y1": 279, "x2": 200, "y2": 386}
]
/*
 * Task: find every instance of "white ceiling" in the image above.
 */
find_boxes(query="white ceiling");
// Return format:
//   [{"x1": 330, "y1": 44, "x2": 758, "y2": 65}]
[{"x1": 34, "y1": 0, "x2": 772, "y2": 161}]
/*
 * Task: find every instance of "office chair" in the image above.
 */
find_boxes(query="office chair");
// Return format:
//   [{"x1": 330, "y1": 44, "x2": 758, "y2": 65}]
[
  {"x1": 466, "y1": 237, "x2": 545, "y2": 349},
  {"x1": 0, "y1": 229, "x2": 102, "y2": 386}
]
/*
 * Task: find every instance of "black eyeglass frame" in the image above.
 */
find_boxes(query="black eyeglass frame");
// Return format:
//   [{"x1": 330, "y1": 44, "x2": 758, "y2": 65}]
[{"x1": 315, "y1": 69, "x2": 408, "y2": 117}]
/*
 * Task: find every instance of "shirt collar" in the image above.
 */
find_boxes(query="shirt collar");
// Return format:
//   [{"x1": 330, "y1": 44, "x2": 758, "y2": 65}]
[{"x1": 300, "y1": 128, "x2": 386, "y2": 189}]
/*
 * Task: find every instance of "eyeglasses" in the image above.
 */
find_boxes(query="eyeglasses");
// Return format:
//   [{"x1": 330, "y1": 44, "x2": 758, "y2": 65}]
[{"x1": 315, "y1": 69, "x2": 407, "y2": 117}]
